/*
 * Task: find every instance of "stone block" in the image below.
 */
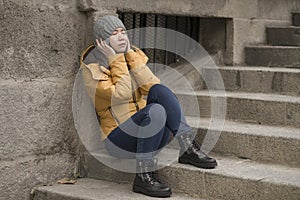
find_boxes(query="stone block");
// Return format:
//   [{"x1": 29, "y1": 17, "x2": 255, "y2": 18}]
[
  {"x1": 232, "y1": 19, "x2": 290, "y2": 65},
  {"x1": 267, "y1": 27, "x2": 300, "y2": 46},
  {"x1": 205, "y1": 172, "x2": 300, "y2": 200},
  {"x1": 292, "y1": 12, "x2": 300, "y2": 26},
  {"x1": 91, "y1": 0, "x2": 257, "y2": 19},
  {"x1": 195, "y1": 120, "x2": 300, "y2": 167},
  {"x1": 32, "y1": 178, "x2": 199, "y2": 200},
  {"x1": 281, "y1": 72, "x2": 300, "y2": 95},
  {"x1": 0, "y1": 153, "x2": 77, "y2": 200},
  {"x1": 245, "y1": 46, "x2": 300, "y2": 68},
  {"x1": 177, "y1": 91, "x2": 300, "y2": 127},
  {"x1": 226, "y1": 96, "x2": 286, "y2": 125},
  {"x1": 286, "y1": 103, "x2": 300, "y2": 127},
  {"x1": 0, "y1": 78, "x2": 78, "y2": 160},
  {"x1": 83, "y1": 151, "x2": 135, "y2": 183},
  {"x1": 204, "y1": 66, "x2": 300, "y2": 95},
  {"x1": 81, "y1": 148, "x2": 300, "y2": 200},
  {"x1": 239, "y1": 69, "x2": 274, "y2": 92},
  {"x1": 0, "y1": 0, "x2": 87, "y2": 80},
  {"x1": 256, "y1": 0, "x2": 298, "y2": 21},
  {"x1": 158, "y1": 165, "x2": 205, "y2": 197}
]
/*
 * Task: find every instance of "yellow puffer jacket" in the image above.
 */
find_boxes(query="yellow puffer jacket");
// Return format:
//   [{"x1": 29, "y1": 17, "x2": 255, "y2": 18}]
[{"x1": 80, "y1": 45, "x2": 160, "y2": 141}]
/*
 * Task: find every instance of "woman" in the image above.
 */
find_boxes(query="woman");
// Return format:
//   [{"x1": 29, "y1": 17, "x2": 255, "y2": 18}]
[{"x1": 80, "y1": 15, "x2": 217, "y2": 198}]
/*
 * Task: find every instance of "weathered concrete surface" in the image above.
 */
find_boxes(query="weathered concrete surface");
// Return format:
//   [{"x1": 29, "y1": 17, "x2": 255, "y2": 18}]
[
  {"x1": 202, "y1": 66, "x2": 300, "y2": 96},
  {"x1": 0, "y1": 0, "x2": 87, "y2": 80},
  {"x1": 176, "y1": 90, "x2": 300, "y2": 128},
  {"x1": 0, "y1": 153, "x2": 77, "y2": 200},
  {"x1": 32, "y1": 178, "x2": 200, "y2": 200},
  {"x1": 0, "y1": 0, "x2": 88, "y2": 199},
  {"x1": 293, "y1": 12, "x2": 300, "y2": 26},
  {"x1": 0, "y1": 78, "x2": 80, "y2": 200},
  {"x1": 245, "y1": 46, "x2": 300, "y2": 68},
  {"x1": 167, "y1": 61, "x2": 300, "y2": 96},
  {"x1": 0, "y1": 79, "x2": 78, "y2": 161},
  {"x1": 78, "y1": 0, "x2": 257, "y2": 18},
  {"x1": 83, "y1": 151, "x2": 135, "y2": 184},
  {"x1": 267, "y1": 27, "x2": 300, "y2": 46},
  {"x1": 231, "y1": 19, "x2": 290, "y2": 65},
  {"x1": 187, "y1": 117, "x2": 300, "y2": 167},
  {"x1": 78, "y1": 0, "x2": 300, "y2": 20},
  {"x1": 256, "y1": 0, "x2": 300, "y2": 20},
  {"x1": 77, "y1": 0, "x2": 299, "y2": 65},
  {"x1": 75, "y1": 150, "x2": 300, "y2": 200}
]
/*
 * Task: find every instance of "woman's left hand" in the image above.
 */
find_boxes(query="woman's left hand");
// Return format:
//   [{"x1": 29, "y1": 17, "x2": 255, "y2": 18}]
[
  {"x1": 125, "y1": 37, "x2": 131, "y2": 52},
  {"x1": 96, "y1": 38, "x2": 116, "y2": 58}
]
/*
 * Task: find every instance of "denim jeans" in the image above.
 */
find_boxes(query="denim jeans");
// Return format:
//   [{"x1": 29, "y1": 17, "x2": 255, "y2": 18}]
[{"x1": 104, "y1": 84, "x2": 191, "y2": 160}]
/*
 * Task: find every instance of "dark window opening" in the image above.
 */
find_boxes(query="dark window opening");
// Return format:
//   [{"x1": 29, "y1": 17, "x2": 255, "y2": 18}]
[{"x1": 117, "y1": 12, "x2": 201, "y2": 67}]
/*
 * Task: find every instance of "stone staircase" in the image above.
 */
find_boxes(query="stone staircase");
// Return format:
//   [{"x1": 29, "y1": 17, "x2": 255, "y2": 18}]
[
  {"x1": 32, "y1": 12, "x2": 300, "y2": 200},
  {"x1": 246, "y1": 12, "x2": 300, "y2": 68}
]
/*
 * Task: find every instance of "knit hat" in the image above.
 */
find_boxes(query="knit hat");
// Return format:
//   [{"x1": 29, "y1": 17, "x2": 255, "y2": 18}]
[{"x1": 93, "y1": 15, "x2": 126, "y2": 41}]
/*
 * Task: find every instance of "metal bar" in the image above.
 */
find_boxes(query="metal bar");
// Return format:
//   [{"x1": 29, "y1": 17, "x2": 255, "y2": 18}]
[
  {"x1": 197, "y1": 17, "x2": 200, "y2": 42},
  {"x1": 184, "y1": 16, "x2": 188, "y2": 56},
  {"x1": 153, "y1": 14, "x2": 158, "y2": 71},
  {"x1": 139, "y1": 14, "x2": 143, "y2": 49},
  {"x1": 132, "y1": 13, "x2": 136, "y2": 45},
  {"x1": 164, "y1": 15, "x2": 168, "y2": 65},
  {"x1": 175, "y1": 16, "x2": 178, "y2": 63}
]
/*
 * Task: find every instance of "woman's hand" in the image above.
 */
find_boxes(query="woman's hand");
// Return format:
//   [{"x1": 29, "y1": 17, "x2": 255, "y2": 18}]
[
  {"x1": 96, "y1": 38, "x2": 116, "y2": 58},
  {"x1": 125, "y1": 37, "x2": 131, "y2": 52}
]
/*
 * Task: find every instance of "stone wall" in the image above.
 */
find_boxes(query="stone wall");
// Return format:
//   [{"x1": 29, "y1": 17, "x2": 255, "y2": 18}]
[
  {"x1": 79, "y1": 0, "x2": 300, "y2": 65},
  {"x1": 231, "y1": 0, "x2": 300, "y2": 64},
  {"x1": 1, "y1": 0, "x2": 300, "y2": 199},
  {"x1": 0, "y1": 0, "x2": 87, "y2": 199}
]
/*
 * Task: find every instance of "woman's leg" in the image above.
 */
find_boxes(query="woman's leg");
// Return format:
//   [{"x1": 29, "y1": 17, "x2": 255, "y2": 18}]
[
  {"x1": 146, "y1": 84, "x2": 192, "y2": 137},
  {"x1": 146, "y1": 84, "x2": 218, "y2": 169},
  {"x1": 104, "y1": 103, "x2": 171, "y2": 160},
  {"x1": 104, "y1": 103, "x2": 172, "y2": 198}
]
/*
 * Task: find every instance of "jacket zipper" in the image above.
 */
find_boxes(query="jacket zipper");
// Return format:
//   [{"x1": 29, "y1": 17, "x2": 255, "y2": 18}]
[
  {"x1": 108, "y1": 106, "x2": 120, "y2": 125},
  {"x1": 131, "y1": 75, "x2": 140, "y2": 112},
  {"x1": 126, "y1": 58, "x2": 140, "y2": 112}
]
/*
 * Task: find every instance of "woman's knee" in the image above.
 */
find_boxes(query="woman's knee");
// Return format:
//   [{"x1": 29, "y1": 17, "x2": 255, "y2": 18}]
[
  {"x1": 150, "y1": 84, "x2": 172, "y2": 94},
  {"x1": 146, "y1": 103, "x2": 167, "y2": 123}
]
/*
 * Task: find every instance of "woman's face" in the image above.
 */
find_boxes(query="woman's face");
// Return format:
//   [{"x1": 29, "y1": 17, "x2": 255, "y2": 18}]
[{"x1": 109, "y1": 27, "x2": 128, "y2": 53}]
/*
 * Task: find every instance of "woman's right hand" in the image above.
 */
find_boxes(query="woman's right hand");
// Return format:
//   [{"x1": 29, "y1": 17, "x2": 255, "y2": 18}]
[{"x1": 96, "y1": 38, "x2": 116, "y2": 58}]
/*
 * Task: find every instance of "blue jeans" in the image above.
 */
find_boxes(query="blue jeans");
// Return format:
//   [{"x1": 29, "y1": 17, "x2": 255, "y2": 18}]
[{"x1": 104, "y1": 84, "x2": 191, "y2": 160}]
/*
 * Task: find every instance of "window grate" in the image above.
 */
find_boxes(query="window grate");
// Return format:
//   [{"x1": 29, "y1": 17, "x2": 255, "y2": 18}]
[{"x1": 118, "y1": 12, "x2": 200, "y2": 66}]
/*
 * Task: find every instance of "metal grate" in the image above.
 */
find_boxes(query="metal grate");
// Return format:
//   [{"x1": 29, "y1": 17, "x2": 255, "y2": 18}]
[{"x1": 118, "y1": 12, "x2": 200, "y2": 66}]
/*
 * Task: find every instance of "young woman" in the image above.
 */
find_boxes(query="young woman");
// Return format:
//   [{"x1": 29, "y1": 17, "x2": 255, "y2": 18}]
[{"x1": 80, "y1": 15, "x2": 217, "y2": 198}]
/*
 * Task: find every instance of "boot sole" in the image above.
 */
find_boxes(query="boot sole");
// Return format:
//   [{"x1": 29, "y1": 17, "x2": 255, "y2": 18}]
[
  {"x1": 132, "y1": 185, "x2": 172, "y2": 198},
  {"x1": 178, "y1": 157, "x2": 217, "y2": 169}
]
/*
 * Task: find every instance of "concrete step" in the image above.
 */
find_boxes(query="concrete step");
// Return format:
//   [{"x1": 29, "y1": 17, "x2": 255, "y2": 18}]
[
  {"x1": 175, "y1": 90, "x2": 300, "y2": 128},
  {"x1": 293, "y1": 12, "x2": 300, "y2": 26},
  {"x1": 203, "y1": 66, "x2": 300, "y2": 96},
  {"x1": 245, "y1": 45, "x2": 300, "y2": 68},
  {"x1": 82, "y1": 150, "x2": 300, "y2": 200},
  {"x1": 32, "y1": 178, "x2": 199, "y2": 200},
  {"x1": 266, "y1": 26, "x2": 300, "y2": 46},
  {"x1": 186, "y1": 116, "x2": 300, "y2": 167}
]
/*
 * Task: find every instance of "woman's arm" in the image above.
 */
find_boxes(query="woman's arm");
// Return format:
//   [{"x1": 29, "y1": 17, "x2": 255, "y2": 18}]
[
  {"x1": 81, "y1": 53, "x2": 132, "y2": 105},
  {"x1": 125, "y1": 48, "x2": 160, "y2": 95}
]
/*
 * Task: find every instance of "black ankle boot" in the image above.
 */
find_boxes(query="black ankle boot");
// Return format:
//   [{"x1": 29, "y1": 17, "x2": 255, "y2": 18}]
[
  {"x1": 177, "y1": 133, "x2": 217, "y2": 169},
  {"x1": 132, "y1": 160, "x2": 172, "y2": 198}
]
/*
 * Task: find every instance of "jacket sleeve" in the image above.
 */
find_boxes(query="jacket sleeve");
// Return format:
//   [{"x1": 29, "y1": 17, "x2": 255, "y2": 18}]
[
  {"x1": 81, "y1": 53, "x2": 132, "y2": 105},
  {"x1": 125, "y1": 48, "x2": 160, "y2": 95}
]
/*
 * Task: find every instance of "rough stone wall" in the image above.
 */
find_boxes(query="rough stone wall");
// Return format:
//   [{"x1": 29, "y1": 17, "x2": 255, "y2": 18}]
[
  {"x1": 79, "y1": 0, "x2": 300, "y2": 65},
  {"x1": 229, "y1": 0, "x2": 300, "y2": 64},
  {"x1": 0, "y1": 0, "x2": 87, "y2": 199}
]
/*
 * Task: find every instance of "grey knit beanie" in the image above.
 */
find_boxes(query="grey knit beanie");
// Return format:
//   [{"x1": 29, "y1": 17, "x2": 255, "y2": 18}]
[{"x1": 93, "y1": 15, "x2": 126, "y2": 42}]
